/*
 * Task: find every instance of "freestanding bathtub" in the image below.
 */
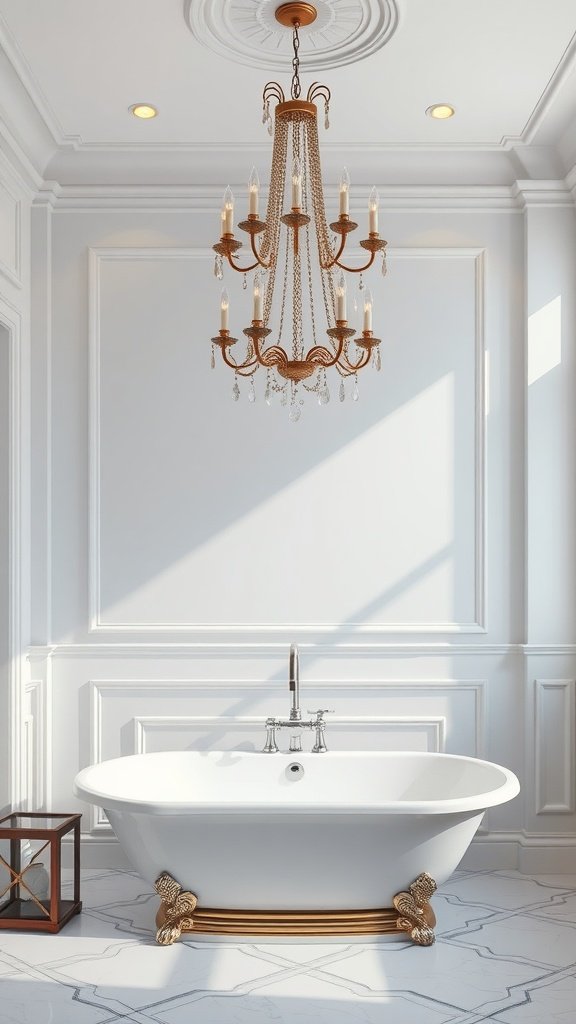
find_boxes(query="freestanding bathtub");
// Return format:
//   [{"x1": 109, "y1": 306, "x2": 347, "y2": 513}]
[{"x1": 74, "y1": 750, "x2": 519, "y2": 943}]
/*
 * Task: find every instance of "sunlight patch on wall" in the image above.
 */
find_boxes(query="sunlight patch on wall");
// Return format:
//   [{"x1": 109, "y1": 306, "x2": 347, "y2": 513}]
[
  {"x1": 100, "y1": 373, "x2": 464, "y2": 629},
  {"x1": 528, "y1": 295, "x2": 561, "y2": 386}
]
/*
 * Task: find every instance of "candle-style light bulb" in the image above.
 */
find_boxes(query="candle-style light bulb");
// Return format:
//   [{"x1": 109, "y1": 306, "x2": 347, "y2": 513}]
[
  {"x1": 292, "y1": 156, "x2": 302, "y2": 209},
  {"x1": 335, "y1": 272, "x2": 347, "y2": 322},
  {"x1": 253, "y1": 273, "x2": 263, "y2": 321},
  {"x1": 363, "y1": 288, "x2": 373, "y2": 332},
  {"x1": 220, "y1": 288, "x2": 229, "y2": 331},
  {"x1": 339, "y1": 167, "x2": 350, "y2": 216},
  {"x1": 222, "y1": 185, "x2": 234, "y2": 234},
  {"x1": 368, "y1": 187, "x2": 379, "y2": 234},
  {"x1": 248, "y1": 166, "x2": 260, "y2": 217}
]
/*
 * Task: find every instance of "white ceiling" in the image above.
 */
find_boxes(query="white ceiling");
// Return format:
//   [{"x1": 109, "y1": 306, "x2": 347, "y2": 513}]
[{"x1": 0, "y1": 0, "x2": 575, "y2": 185}]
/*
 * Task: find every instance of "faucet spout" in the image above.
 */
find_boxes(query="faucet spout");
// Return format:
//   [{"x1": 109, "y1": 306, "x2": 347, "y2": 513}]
[{"x1": 289, "y1": 644, "x2": 300, "y2": 722}]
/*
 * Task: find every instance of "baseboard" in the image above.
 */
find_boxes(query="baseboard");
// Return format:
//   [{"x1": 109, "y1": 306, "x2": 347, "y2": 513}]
[{"x1": 69, "y1": 830, "x2": 576, "y2": 874}]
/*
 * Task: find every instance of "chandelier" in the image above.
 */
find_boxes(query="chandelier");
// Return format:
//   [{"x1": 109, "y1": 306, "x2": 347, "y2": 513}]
[{"x1": 211, "y1": 2, "x2": 387, "y2": 419}]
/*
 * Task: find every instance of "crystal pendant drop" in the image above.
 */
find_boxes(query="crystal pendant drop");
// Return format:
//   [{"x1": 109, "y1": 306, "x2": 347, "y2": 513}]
[
  {"x1": 243, "y1": 273, "x2": 247, "y2": 291},
  {"x1": 214, "y1": 255, "x2": 223, "y2": 280},
  {"x1": 381, "y1": 255, "x2": 387, "y2": 277},
  {"x1": 248, "y1": 379, "x2": 256, "y2": 403},
  {"x1": 232, "y1": 378, "x2": 240, "y2": 402},
  {"x1": 375, "y1": 346, "x2": 382, "y2": 372},
  {"x1": 280, "y1": 390, "x2": 287, "y2": 407},
  {"x1": 324, "y1": 103, "x2": 330, "y2": 129},
  {"x1": 289, "y1": 403, "x2": 301, "y2": 422},
  {"x1": 213, "y1": 256, "x2": 218, "y2": 277},
  {"x1": 210, "y1": 345, "x2": 215, "y2": 369},
  {"x1": 318, "y1": 386, "x2": 330, "y2": 406},
  {"x1": 352, "y1": 376, "x2": 359, "y2": 401},
  {"x1": 339, "y1": 379, "x2": 345, "y2": 402},
  {"x1": 265, "y1": 383, "x2": 271, "y2": 405}
]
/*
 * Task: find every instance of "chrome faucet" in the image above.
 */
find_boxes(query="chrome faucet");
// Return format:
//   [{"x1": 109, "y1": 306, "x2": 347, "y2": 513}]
[
  {"x1": 289, "y1": 644, "x2": 300, "y2": 723},
  {"x1": 262, "y1": 644, "x2": 333, "y2": 753}
]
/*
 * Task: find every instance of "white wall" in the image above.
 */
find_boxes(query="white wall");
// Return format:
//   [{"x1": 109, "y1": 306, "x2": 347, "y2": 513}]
[
  {"x1": 21, "y1": 193, "x2": 536, "y2": 868},
  {"x1": 0, "y1": 150, "x2": 32, "y2": 815},
  {"x1": 0, "y1": 324, "x2": 9, "y2": 815}
]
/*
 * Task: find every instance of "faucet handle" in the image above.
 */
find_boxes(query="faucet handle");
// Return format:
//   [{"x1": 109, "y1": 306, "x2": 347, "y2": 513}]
[{"x1": 307, "y1": 709, "x2": 334, "y2": 720}]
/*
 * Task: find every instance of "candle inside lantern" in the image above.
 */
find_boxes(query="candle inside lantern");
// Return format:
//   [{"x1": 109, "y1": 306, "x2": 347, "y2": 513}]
[
  {"x1": 339, "y1": 167, "x2": 350, "y2": 216},
  {"x1": 222, "y1": 185, "x2": 234, "y2": 234},
  {"x1": 363, "y1": 288, "x2": 373, "y2": 332},
  {"x1": 292, "y1": 156, "x2": 302, "y2": 209},
  {"x1": 253, "y1": 275, "x2": 263, "y2": 321},
  {"x1": 368, "y1": 187, "x2": 379, "y2": 234},
  {"x1": 248, "y1": 166, "x2": 259, "y2": 216},
  {"x1": 220, "y1": 288, "x2": 229, "y2": 330},
  {"x1": 336, "y1": 272, "x2": 347, "y2": 322}
]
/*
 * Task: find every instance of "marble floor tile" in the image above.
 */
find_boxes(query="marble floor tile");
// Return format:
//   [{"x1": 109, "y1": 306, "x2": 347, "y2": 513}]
[
  {"x1": 1, "y1": 869, "x2": 576, "y2": 1024},
  {"x1": 153, "y1": 974, "x2": 456, "y2": 1024},
  {"x1": 318, "y1": 940, "x2": 548, "y2": 1016},
  {"x1": 445, "y1": 911, "x2": 576, "y2": 970},
  {"x1": 438, "y1": 870, "x2": 576, "y2": 913}
]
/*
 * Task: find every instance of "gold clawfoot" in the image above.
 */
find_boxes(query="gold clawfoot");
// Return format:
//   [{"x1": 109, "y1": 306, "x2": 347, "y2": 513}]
[
  {"x1": 393, "y1": 872, "x2": 437, "y2": 946},
  {"x1": 154, "y1": 872, "x2": 198, "y2": 945}
]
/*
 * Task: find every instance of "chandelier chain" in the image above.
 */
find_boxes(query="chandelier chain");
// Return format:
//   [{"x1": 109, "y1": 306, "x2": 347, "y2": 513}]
[{"x1": 291, "y1": 22, "x2": 301, "y2": 100}]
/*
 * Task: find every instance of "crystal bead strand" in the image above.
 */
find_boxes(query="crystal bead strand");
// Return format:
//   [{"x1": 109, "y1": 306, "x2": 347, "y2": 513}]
[
  {"x1": 248, "y1": 378, "x2": 256, "y2": 403},
  {"x1": 352, "y1": 374, "x2": 359, "y2": 401},
  {"x1": 339, "y1": 378, "x2": 345, "y2": 402},
  {"x1": 210, "y1": 344, "x2": 215, "y2": 369},
  {"x1": 232, "y1": 374, "x2": 240, "y2": 401}
]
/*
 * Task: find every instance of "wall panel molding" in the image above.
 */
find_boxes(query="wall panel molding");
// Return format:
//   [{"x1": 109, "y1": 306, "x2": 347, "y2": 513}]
[
  {"x1": 0, "y1": 176, "x2": 21, "y2": 289},
  {"x1": 535, "y1": 679, "x2": 576, "y2": 815},
  {"x1": 88, "y1": 246, "x2": 486, "y2": 639},
  {"x1": 23, "y1": 679, "x2": 48, "y2": 810},
  {"x1": 133, "y1": 714, "x2": 446, "y2": 755}
]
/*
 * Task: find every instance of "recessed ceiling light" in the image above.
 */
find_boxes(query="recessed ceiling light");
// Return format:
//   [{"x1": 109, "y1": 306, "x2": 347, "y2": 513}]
[
  {"x1": 130, "y1": 104, "x2": 158, "y2": 119},
  {"x1": 426, "y1": 104, "x2": 455, "y2": 120}
]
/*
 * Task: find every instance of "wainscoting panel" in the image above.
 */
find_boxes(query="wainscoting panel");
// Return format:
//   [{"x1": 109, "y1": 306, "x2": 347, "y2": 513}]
[{"x1": 535, "y1": 679, "x2": 575, "y2": 814}]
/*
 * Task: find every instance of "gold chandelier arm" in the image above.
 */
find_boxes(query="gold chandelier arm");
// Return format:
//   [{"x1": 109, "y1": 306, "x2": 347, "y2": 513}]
[
  {"x1": 333, "y1": 248, "x2": 377, "y2": 274},
  {"x1": 249, "y1": 233, "x2": 273, "y2": 269},
  {"x1": 321, "y1": 233, "x2": 347, "y2": 270},
  {"x1": 225, "y1": 251, "x2": 266, "y2": 274},
  {"x1": 337, "y1": 347, "x2": 372, "y2": 374},
  {"x1": 218, "y1": 346, "x2": 256, "y2": 374},
  {"x1": 306, "y1": 338, "x2": 344, "y2": 367},
  {"x1": 259, "y1": 345, "x2": 289, "y2": 367}
]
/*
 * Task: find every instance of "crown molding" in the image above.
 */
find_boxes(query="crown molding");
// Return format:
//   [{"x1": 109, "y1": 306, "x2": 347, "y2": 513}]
[
  {"x1": 36, "y1": 180, "x2": 523, "y2": 211},
  {"x1": 512, "y1": 179, "x2": 575, "y2": 208},
  {"x1": 500, "y1": 29, "x2": 576, "y2": 149},
  {"x1": 35, "y1": 178, "x2": 576, "y2": 212},
  {"x1": 566, "y1": 162, "x2": 576, "y2": 200}
]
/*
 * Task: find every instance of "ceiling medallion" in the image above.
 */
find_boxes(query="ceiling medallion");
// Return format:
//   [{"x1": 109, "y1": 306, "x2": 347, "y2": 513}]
[
  {"x1": 211, "y1": 3, "x2": 387, "y2": 418},
  {"x1": 185, "y1": 0, "x2": 399, "y2": 72}
]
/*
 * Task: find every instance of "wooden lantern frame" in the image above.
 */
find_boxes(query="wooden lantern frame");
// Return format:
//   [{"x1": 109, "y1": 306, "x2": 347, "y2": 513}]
[{"x1": 0, "y1": 812, "x2": 82, "y2": 933}]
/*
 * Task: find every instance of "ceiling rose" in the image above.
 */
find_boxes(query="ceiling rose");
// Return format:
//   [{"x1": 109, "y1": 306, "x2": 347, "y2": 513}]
[{"x1": 185, "y1": 0, "x2": 399, "y2": 72}]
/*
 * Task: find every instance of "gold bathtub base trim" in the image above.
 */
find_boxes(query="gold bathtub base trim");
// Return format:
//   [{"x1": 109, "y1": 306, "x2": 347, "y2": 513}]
[{"x1": 154, "y1": 872, "x2": 437, "y2": 946}]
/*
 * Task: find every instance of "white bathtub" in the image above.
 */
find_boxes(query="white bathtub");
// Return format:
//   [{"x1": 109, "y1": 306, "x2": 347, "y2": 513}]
[{"x1": 74, "y1": 750, "x2": 519, "y2": 913}]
